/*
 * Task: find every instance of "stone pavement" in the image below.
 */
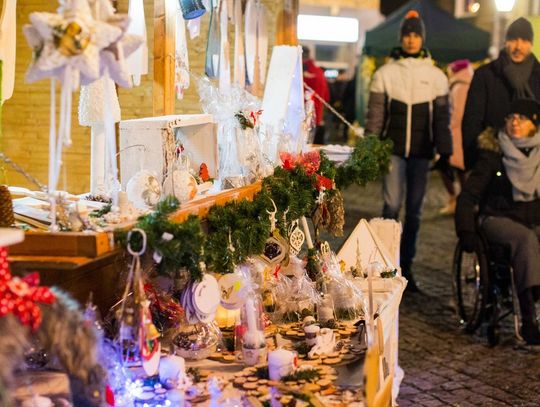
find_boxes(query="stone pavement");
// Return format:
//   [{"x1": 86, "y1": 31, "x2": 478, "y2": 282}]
[{"x1": 331, "y1": 175, "x2": 540, "y2": 407}]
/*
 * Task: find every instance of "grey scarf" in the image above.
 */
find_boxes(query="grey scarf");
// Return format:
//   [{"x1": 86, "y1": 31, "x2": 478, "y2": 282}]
[
  {"x1": 503, "y1": 53, "x2": 535, "y2": 99},
  {"x1": 498, "y1": 130, "x2": 540, "y2": 201}
]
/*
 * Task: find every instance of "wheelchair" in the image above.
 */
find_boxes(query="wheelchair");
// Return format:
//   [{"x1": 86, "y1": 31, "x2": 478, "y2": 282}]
[{"x1": 452, "y1": 229, "x2": 523, "y2": 347}]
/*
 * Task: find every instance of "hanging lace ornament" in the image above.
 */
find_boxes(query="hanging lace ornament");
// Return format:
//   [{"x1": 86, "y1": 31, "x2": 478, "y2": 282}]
[{"x1": 288, "y1": 219, "x2": 305, "y2": 257}]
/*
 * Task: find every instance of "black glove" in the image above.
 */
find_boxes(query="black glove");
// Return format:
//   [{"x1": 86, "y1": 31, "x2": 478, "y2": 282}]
[{"x1": 459, "y1": 231, "x2": 477, "y2": 253}]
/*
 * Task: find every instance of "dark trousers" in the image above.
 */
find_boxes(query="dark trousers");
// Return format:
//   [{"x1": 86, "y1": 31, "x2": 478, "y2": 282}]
[
  {"x1": 313, "y1": 125, "x2": 326, "y2": 145},
  {"x1": 382, "y1": 155, "x2": 430, "y2": 273},
  {"x1": 481, "y1": 216, "x2": 540, "y2": 294}
]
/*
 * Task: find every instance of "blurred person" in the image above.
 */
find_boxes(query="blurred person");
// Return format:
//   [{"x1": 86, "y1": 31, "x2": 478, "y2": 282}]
[
  {"x1": 436, "y1": 59, "x2": 473, "y2": 215},
  {"x1": 462, "y1": 17, "x2": 540, "y2": 170},
  {"x1": 456, "y1": 99, "x2": 540, "y2": 344},
  {"x1": 302, "y1": 46, "x2": 330, "y2": 145},
  {"x1": 365, "y1": 10, "x2": 451, "y2": 292}
]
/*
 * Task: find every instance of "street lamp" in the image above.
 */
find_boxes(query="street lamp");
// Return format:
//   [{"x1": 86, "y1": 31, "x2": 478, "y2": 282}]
[
  {"x1": 495, "y1": 0, "x2": 516, "y2": 12},
  {"x1": 491, "y1": 0, "x2": 516, "y2": 58}
]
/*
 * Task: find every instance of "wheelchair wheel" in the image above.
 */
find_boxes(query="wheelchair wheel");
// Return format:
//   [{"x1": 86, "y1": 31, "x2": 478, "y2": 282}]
[{"x1": 453, "y1": 240, "x2": 490, "y2": 332}]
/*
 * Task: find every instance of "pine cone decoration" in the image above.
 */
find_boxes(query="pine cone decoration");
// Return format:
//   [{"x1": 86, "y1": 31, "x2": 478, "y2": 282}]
[{"x1": 0, "y1": 185, "x2": 14, "y2": 227}]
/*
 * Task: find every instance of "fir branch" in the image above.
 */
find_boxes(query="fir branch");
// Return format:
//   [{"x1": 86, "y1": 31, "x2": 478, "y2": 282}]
[
  {"x1": 335, "y1": 135, "x2": 392, "y2": 189},
  {"x1": 204, "y1": 198, "x2": 271, "y2": 273},
  {"x1": 281, "y1": 368, "x2": 321, "y2": 383}
]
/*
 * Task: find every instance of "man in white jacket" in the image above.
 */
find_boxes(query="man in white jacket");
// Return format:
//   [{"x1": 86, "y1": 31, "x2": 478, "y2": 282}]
[{"x1": 366, "y1": 11, "x2": 452, "y2": 292}]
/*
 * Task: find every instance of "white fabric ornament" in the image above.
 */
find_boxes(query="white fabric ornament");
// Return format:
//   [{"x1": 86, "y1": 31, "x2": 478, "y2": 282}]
[
  {"x1": 163, "y1": 169, "x2": 197, "y2": 203},
  {"x1": 126, "y1": 170, "x2": 162, "y2": 209},
  {"x1": 126, "y1": 0, "x2": 148, "y2": 86}
]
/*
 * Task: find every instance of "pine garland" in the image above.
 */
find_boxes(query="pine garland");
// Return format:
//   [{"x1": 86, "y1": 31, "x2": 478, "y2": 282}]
[
  {"x1": 116, "y1": 196, "x2": 204, "y2": 279},
  {"x1": 204, "y1": 197, "x2": 271, "y2": 274},
  {"x1": 335, "y1": 135, "x2": 392, "y2": 189},
  {"x1": 115, "y1": 137, "x2": 391, "y2": 281}
]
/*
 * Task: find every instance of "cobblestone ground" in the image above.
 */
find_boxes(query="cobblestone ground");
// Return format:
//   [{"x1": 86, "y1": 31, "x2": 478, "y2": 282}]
[{"x1": 330, "y1": 175, "x2": 540, "y2": 407}]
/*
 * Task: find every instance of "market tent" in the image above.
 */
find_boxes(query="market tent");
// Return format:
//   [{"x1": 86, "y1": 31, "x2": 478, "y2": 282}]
[{"x1": 363, "y1": 0, "x2": 490, "y2": 63}]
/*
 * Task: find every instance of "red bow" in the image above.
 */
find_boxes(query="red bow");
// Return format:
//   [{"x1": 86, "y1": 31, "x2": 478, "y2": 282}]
[
  {"x1": 315, "y1": 174, "x2": 334, "y2": 191},
  {"x1": 0, "y1": 247, "x2": 56, "y2": 330},
  {"x1": 279, "y1": 150, "x2": 321, "y2": 176}
]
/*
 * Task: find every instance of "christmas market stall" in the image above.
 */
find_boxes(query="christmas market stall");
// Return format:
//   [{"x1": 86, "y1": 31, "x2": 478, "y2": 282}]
[{"x1": 0, "y1": 0, "x2": 405, "y2": 405}]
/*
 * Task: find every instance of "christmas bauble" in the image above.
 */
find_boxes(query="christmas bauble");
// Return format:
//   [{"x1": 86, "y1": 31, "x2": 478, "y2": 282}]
[
  {"x1": 126, "y1": 170, "x2": 162, "y2": 209},
  {"x1": 163, "y1": 170, "x2": 198, "y2": 203}
]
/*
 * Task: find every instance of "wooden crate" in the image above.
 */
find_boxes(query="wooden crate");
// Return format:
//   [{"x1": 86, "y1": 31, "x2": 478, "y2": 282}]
[{"x1": 119, "y1": 114, "x2": 218, "y2": 192}]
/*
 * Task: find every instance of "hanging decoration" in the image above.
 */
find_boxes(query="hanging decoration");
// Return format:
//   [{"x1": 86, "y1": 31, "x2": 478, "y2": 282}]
[
  {"x1": 23, "y1": 0, "x2": 121, "y2": 229},
  {"x1": 116, "y1": 228, "x2": 162, "y2": 374},
  {"x1": 232, "y1": 0, "x2": 245, "y2": 88},
  {"x1": 0, "y1": 0, "x2": 17, "y2": 104},
  {"x1": 125, "y1": 0, "x2": 148, "y2": 86},
  {"x1": 218, "y1": 0, "x2": 231, "y2": 93},
  {"x1": 205, "y1": 0, "x2": 220, "y2": 78},
  {"x1": 175, "y1": 9, "x2": 190, "y2": 100},
  {"x1": 244, "y1": 0, "x2": 268, "y2": 94},
  {"x1": 79, "y1": 0, "x2": 144, "y2": 201},
  {"x1": 179, "y1": 0, "x2": 207, "y2": 20}
]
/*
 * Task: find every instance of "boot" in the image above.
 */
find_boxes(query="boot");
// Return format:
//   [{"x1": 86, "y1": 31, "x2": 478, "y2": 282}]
[
  {"x1": 439, "y1": 196, "x2": 456, "y2": 215},
  {"x1": 401, "y1": 264, "x2": 420, "y2": 293},
  {"x1": 518, "y1": 289, "x2": 540, "y2": 345}
]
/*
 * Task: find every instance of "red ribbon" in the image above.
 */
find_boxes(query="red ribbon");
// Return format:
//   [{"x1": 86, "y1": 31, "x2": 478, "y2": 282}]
[
  {"x1": 249, "y1": 109, "x2": 263, "y2": 127},
  {"x1": 0, "y1": 246, "x2": 56, "y2": 330}
]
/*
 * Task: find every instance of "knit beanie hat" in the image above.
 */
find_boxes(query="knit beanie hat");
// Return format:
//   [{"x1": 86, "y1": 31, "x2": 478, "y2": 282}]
[
  {"x1": 507, "y1": 99, "x2": 540, "y2": 124},
  {"x1": 506, "y1": 17, "x2": 534, "y2": 43},
  {"x1": 400, "y1": 10, "x2": 425, "y2": 39},
  {"x1": 448, "y1": 59, "x2": 471, "y2": 74}
]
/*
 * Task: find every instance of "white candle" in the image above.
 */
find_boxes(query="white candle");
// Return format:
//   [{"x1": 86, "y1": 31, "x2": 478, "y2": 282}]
[{"x1": 300, "y1": 216, "x2": 314, "y2": 249}]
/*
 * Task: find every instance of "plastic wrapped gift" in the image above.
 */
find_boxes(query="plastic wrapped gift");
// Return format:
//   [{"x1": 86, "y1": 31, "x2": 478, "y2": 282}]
[
  {"x1": 170, "y1": 322, "x2": 221, "y2": 360},
  {"x1": 197, "y1": 77, "x2": 268, "y2": 188},
  {"x1": 324, "y1": 252, "x2": 366, "y2": 321},
  {"x1": 272, "y1": 257, "x2": 321, "y2": 323}
]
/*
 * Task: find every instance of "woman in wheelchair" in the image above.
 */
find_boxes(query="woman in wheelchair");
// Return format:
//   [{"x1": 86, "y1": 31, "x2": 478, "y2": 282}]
[{"x1": 455, "y1": 99, "x2": 540, "y2": 345}]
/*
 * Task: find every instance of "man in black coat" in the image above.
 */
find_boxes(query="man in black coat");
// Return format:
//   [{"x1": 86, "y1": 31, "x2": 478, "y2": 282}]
[{"x1": 462, "y1": 17, "x2": 540, "y2": 170}]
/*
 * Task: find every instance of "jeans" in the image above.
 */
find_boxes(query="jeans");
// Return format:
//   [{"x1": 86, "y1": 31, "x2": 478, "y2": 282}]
[{"x1": 382, "y1": 155, "x2": 430, "y2": 272}]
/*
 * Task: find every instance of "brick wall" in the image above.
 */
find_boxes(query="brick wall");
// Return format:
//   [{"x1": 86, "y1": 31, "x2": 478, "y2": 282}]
[{"x1": 2, "y1": 0, "x2": 279, "y2": 194}]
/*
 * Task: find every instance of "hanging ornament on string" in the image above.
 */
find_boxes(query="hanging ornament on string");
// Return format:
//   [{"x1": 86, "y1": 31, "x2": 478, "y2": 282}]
[
  {"x1": 126, "y1": 146, "x2": 162, "y2": 210},
  {"x1": 23, "y1": 0, "x2": 123, "y2": 230},
  {"x1": 116, "y1": 228, "x2": 162, "y2": 375},
  {"x1": 175, "y1": 7, "x2": 190, "y2": 100},
  {"x1": 179, "y1": 0, "x2": 207, "y2": 20},
  {"x1": 205, "y1": 0, "x2": 220, "y2": 78},
  {"x1": 0, "y1": 0, "x2": 17, "y2": 104},
  {"x1": 125, "y1": 0, "x2": 148, "y2": 86},
  {"x1": 232, "y1": 0, "x2": 245, "y2": 88},
  {"x1": 258, "y1": 199, "x2": 288, "y2": 267},
  {"x1": 288, "y1": 219, "x2": 305, "y2": 257},
  {"x1": 78, "y1": 0, "x2": 144, "y2": 201},
  {"x1": 218, "y1": 0, "x2": 231, "y2": 94}
]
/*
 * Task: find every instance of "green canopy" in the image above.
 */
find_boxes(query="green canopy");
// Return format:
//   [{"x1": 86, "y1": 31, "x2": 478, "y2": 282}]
[{"x1": 363, "y1": 0, "x2": 490, "y2": 63}]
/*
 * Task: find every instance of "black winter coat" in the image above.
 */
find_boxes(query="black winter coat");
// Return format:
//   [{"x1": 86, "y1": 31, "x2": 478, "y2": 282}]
[
  {"x1": 461, "y1": 51, "x2": 540, "y2": 170},
  {"x1": 455, "y1": 129, "x2": 540, "y2": 237}
]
